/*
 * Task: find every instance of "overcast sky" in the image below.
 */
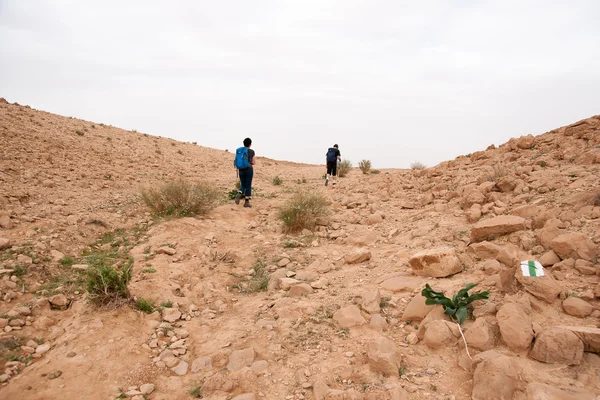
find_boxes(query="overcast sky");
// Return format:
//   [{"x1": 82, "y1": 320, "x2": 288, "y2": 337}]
[{"x1": 1, "y1": 1, "x2": 599, "y2": 168}]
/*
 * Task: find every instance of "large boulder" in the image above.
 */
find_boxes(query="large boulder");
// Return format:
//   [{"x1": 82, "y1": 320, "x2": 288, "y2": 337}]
[
  {"x1": 361, "y1": 288, "x2": 381, "y2": 314},
  {"x1": 344, "y1": 248, "x2": 371, "y2": 264},
  {"x1": 530, "y1": 328, "x2": 584, "y2": 365},
  {"x1": 408, "y1": 247, "x2": 463, "y2": 278},
  {"x1": 367, "y1": 335, "x2": 402, "y2": 376},
  {"x1": 470, "y1": 215, "x2": 526, "y2": 243},
  {"x1": 333, "y1": 305, "x2": 366, "y2": 328},
  {"x1": 515, "y1": 268, "x2": 562, "y2": 303},
  {"x1": 464, "y1": 318, "x2": 496, "y2": 351},
  {"x1": 401, "y1": 294, "x2": 434, "y2": 321},
  {"x1": 497, "y1": 302, "x2": 533, "y2": 351},
  {"x1": 562, "y1": 297, "x2": 594, "y2": 318},
  {"x1": 526, "y1": 382, "x2": 595, "y2": 400},
  {"x1": 472, "y1": 352, "x2": 520, "y2": 400},
  {"x1": 550, "y1": 232, "x2": 597, "y2": 261},
  {"x1": 556, "y1": 326, "x2": 600, "y2": 353}
]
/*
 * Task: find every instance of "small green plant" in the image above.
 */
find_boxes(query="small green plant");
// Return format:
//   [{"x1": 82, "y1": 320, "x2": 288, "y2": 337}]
[
  {"x1": 135, "y1": 297, "x2": 155, "y2": 313},
  {"x1": 430, "y1": 385, "x2": 437, "y2": 392},
  {"x1": 379, "y1": 296, "x2": 391, "y2": 309},
  {"x1": 248, "y1": 260, "x2": 269, "y2": 293},
  {"x1": 370, "y1": 169, "x2": 381, "y2": 174},
  {"x1": 160, "y1": 300, "x2": 173, "y2": 308},
  {"x1": 11, "y1": 265, "x2": 27, "y2": 277},
  {"x1": 398, "y1": 366, "x2": 405, "y2": 377},
  {"x1": 410, "y1": 161, "x2": 426, "y2": 170},
  {"x1": 189, "y1": 382, "x2": 203, "y2": 398},
  {"x1": 227, "y1": 189, "x2": 239, "y2": 200},
  {"x1": 272, "y1": 176, "x2": 283, "y2": 185},
  {"x1": 141, "y1": 268, "x2": 156, "y2": 274},
  {"x1": 278, "y1": 189, "x2": 329, "y2": 233},
  {"x1": 358, "y1": 159, "x2": 372, "y2": 174},
  {"x1": 192, "y1": 141, "x2": 197, "y2": 145},
  {"x1": 75, "y1": 130, "x2": 84, "y2": 136},
  {"x1": 422, "y1": 283, "x2": 490, "y2": 360},
  {"x1": 141, "y1": 179, "x2": 220, "y2": 217},
  {"x1": 33, "y1": 338, "x2": 44, "y2": 345},
  {"x1": 87, "y1": 263, "x2": 132, "y2": 305},
  {"x1": 106, "y1": 136, "x2": 111, "y2": 141},
  {"x1": 539, "y1": 161, "x2": 547, "y2": 168},
  {"x1": 284, "y1": 240, "x2": 298, "y2": 248},
  {"x1": 337, "y1": 160, "x2": 352, "y2": 177},
  {"x1": 60, "y1": 257, "x2": 74, "y2": 267}
]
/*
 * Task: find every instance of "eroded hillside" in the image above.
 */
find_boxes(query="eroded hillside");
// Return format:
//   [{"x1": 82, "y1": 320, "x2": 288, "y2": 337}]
[{"x1": 1, "y1": 99, "x2": 599, "y2": 400}]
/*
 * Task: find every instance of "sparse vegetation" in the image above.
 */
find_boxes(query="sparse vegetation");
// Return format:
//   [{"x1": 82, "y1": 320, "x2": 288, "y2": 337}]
[
  {"x1": 75, "y1": 130, "x2": 84, "y2": 136},
  {"x1": 60, "y1": 256, "x2": 74, "y2": 267},
  {"x1": 410, "y1": 161, "x2": 426, "y2": 170},
  {"x1": 87, "y1": 262, "x2": 132, "y2": 306},
  {"x1": 248, "y1": 260, "x2": 269, "y2": 293},
  {"x1": 358, "y1": 159, "x2": 372, "y2": 174},
  {"x1": 141, "y1": 179, "x2": 220, "y2": 217},
  {"x1": 141, "y1": 268, "x2": 156, "y2": 274},
  {"x1": 337, "y1": 160, "x2": 352, "y2": 177},
  {"x1": 593, "y1": 191, "x2": 600, "y2": 206},
  {"x1": 160, "y1": 300, "x2": 173, "y2": 308},
  {"x1": 278, "y1": 189, "x2": 329, "y2": 233},
  {"x1": 135, "y1": 297, "x2": 156, "y2": 313},
  {"x1": 272, "y1": 176, "x2": 283, "y2": 185},
  {"x1": 189, "y1": 382, "x2": 203, "y2": 398},
  {"x1": 370, "y1": 169, "x2": 381, "y2": 174}
]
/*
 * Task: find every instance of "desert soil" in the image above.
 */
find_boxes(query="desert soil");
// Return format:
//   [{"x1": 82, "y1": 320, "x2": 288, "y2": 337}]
[{"x1": 1, "y1": 98, "x2": 599, "y2": 400}]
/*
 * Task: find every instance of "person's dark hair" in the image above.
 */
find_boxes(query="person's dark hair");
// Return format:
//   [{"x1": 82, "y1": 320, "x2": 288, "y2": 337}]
[
  {"x1": 333, "y1": 144, "x2": 338, "y2": 148},
  {"x1": 243, "y1": 138, "x2": 252, "y2": 147}
]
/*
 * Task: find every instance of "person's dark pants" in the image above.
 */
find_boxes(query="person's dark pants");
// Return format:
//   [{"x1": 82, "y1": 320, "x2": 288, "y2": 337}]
[
  {"x1": 239, "y1": 167, "x2": 253, "y2": 198},
  {"x1": 326, "y1": 161, "x2": 337, "y2": 176}
]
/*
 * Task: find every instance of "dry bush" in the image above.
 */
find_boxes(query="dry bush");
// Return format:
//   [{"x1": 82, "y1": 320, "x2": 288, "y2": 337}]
[
  {"x1": 87, "y1": 263, "x2": 132, "y2": 305},
  {"x1": 479, "y1": 165, "x2": 508, "y2": 183},
  {"x1": 141, "y1": 179, "x2": 220, "y2": 216},
  {"x1": 410, "y1": 161, "x2": 427, "y2": 170},
  {"x1": 278, "y1": 189, "x2": 329, "y2": 233},
  {"x1": 337, "y1": 160, "x2": 352, "y2": 177},
  {"x1": 358, "y1": 160, "x2": 372, "y2": 174}
]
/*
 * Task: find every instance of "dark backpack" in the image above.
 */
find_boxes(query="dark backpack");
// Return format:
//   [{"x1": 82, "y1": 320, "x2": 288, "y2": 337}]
[
  {"x1": 326, "y1": 148, "x2": 337, "y2": 162},
  {"x1": 234, "y1": 147, "x2": 250, "y2": 169}
]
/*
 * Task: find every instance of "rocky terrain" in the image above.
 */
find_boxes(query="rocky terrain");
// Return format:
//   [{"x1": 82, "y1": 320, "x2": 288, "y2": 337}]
[{"x1": 0, "y1": 97, "x2": 599, "y2": 400}]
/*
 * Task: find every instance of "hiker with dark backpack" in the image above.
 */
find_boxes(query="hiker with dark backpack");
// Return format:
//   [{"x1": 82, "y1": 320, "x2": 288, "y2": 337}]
[
  {"x1": 233, "y1": 138, "x2": 256, "y2": 208},
  {"x1": 325, "y1": 144, "x2": 341, "y2": 186}
]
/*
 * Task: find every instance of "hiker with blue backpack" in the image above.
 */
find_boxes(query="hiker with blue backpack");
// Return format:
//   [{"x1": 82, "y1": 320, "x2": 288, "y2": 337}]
[
  {"x1": 233, "y1": 138, "x2": 256, "y2": 208},
  {"x1": 325, "y1": 144, "x2": 341, "y2": 186}
]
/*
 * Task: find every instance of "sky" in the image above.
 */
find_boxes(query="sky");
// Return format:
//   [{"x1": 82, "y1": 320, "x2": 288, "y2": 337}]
[{"x1": 1, "y1": 1, "x2": 599, "y2": 168}]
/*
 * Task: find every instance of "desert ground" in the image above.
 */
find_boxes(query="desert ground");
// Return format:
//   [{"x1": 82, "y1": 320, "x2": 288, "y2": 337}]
[{"x1": 1, "y1": 98, "x2": 599, "y2": 400}]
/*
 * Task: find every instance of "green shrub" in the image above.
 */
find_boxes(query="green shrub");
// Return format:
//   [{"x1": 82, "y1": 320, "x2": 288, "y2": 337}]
[
  {"x1": 60, "y1": 257, "x2": 74, "y2": 267},
  {"x1": 141, "y1": 179, "x2": 220, "y2": 216},
  {"x1": 358, "y1": 160, "x2": 371, "y2": 174},
  {"x1": 247, "y1": 260, "x2": 269, "y2": 293},
  {"x1": 278, "y1": 189, "x2": 329, "y2": 233},
  {"x1": 421, "y1": 283, "x2": 489, "y2": 325},
  {"x1": 160, "y1": 300, "x2": 173, "y2": 308},
  {"x1": 410, "y1": 161, "x2": 426, "y2": 170},
  {"x1": 272, "y1": 176, "x2": 283, "y2": 185},
  {"x1": 371, "y1": 169, "x2": 381, "y2": 174},
  {"x1": 135, "y1": 297, "x2": 155, "y2": 313},
  {"x1": 337, "y1": 160, "x2": 352, "y2": 177},
  {"x1": 87, "y1": 263, "x2": 132, "y2": 305}
]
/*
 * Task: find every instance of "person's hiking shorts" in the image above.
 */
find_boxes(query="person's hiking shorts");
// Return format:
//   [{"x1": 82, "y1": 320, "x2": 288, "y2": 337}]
[{"x1": 326, "y1": 161, "x2": 337, "y2": 176}]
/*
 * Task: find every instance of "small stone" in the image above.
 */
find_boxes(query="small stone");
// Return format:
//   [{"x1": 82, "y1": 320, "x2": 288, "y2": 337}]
[
  {"x1": 67, "y1": 352, "x2": 76, "y2": 358},
  {"x1": 48, "y1": 294, "x2": 70, "y2": 310},
  {"x1": 161, "y1": 308, "x2": 182, "y2": 323},
  {"x1": 48, "y1": 371, "x2": 62, "y2": 379},
  {"x1": 36, "y1": 344, "x2": 51, "y2": 354},
  {"x1": 140, "y1": 383, "x2": 155, "y2": 394},
  {"x1": 156, "y1": 247, "x2": 176, "y2": 255},
  {"x1": 0, "y1": 374, "x2": 9, "y2": 383},
  {"x1": 171, "y1": 360, "x2": 188, "y2": 376}
]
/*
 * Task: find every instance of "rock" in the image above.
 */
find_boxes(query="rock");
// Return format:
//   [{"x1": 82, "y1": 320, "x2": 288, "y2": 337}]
[
  {"x1": 470, "y1": 215, "x2": 526, "y2": 242},
  {"x1": 408, "y1": 247, "x2": 463, "y2": 278},
  {"x1": 50, "y1": 249, "x2": 65, "y2": 261},
  {"x1": 171, "y1": 360, "x2": 188, "y2": 376},
  {"x1": 550, "y1": 232, "x2": 597, "y2": 261},
  {"x1": 310, "y1": 259, "x2": 334, "y2": 274},
  {"x1": 267, "y1": 269, "x2": 288, "y2": 291},
  {"x1": 333, "y1": 305, "x2": 366, "y2": 328},
  {"x1": 344, "y1": 248, "x2": 371, "y2": 264},
  {"x1": 379, "y1": 276, "x2": 422, "y2": 292},
  {"x1": 406, "y1": 332, "x2": 419, "y2": 345},
  {"x1": 497, "y1": 302, "x2": 533, "y2": 351},
  {"x1": 515, "y1": 269, "x2": 562, "y2": 303},
  {"x1": 191, "y1": 356, "x2": 212, "y2": 373},
  {"x1": 464, "y1": 318, "x2": 496, "y2": 351},
  {"x1": 279, "y1": 277, "x2": 300, "y2": 290},
  {"x1": 33, "y1": 316, "x2": 56, "y2": 330},
  {"x1": 288, "y1": 283, "x2": 313, "y2": 297},
  {"x1": 574, "y1": 259, "x2": 597, "y2": 275},
  {"x1": 140, "y1": 384, "x2": 155, "y2": 395},
  {"x1": 461, "y1": 188, "x2": 485, "y2": 210},
  {"x1": 370, "y1": 314, "x2": 388, "y2": 331},
  {"x1": 417, "y1": 305, "x2": 449, "y2": 339},
  {"x1": 0, "y1": 374, "x2": 9, "y2": 383},
  {"x1": 401, "y1": 294, "x2": 434, "y2": 321},
  {"x1": 0, "y1": 237, "x2": 10, "y2": 249},
  {"x1": 0, "y1": 216, "x2": 13, "y2": 229},
  {"x1": 48, "y1": 294, "x2": 70, "y2": 310},
  {"x1": 227, "y1": 347, "x2": 255, "y2": 371},
  {"x1": 278, "y1": 258, "x2": 290, "y2": 267},
  {"x1": 313, "y1": 379, "x2": 330, "y2": 400},
  {"x1": 161, "y1": 308, "x2": 181, "y2": 323},
  {"x1": 423, "y1": 320, "x2": 456, "y2": 349},
  {"x1": 556, "y1": 326, "x2": 600, "y2": 353},
  {"x1": 539, "y1": 250, "x2": 561, "y2": 267},
  {"x1": 472, "y1": 353, "x2": 519, "y2": 400},
  {"x1": 9, "y1": 318, "x2": 24, "y2": 326},
  {"x1": 232, "y1": 394, "x2": 256, "y2": 400},
  {"x1": 530, "y1": 328, "x2": 584, "y2": 365},
  {"x1": 367, "y1": 335, "x2": 402, "y2": 376},
  {"x1": 361, "y1": 288, "x2": 381, "y2": 314},
  {"x1": 13, "y1": 306, "x2": 31, "y2": 316},
  {"x1": 0, "y1": 318, "x2": 8, "y2": 328},
  {"x1": 526, "y1": 382, "x2": 595, "y2": 400},
  {"x1": 481, "y1": 259, "x2": 501, "y2": 275},
  {"x1": 47, "y1": 371, "x2": 62, "y2": 380},
  {"x1": 367, "y1": 213, "x2": 383, "y2": 225},
  {"x1": 156, "y1": 246, "x2": 176, "y2": 255},
  {"x1": 71, "y1": 264, "x2": 88, "y2": 271},
  {"x1": 36, "y1": 344, "x2": 51, "y2": 354},
  {"x1": 562, "y1": 297, "x2": 594, "y2": 318},
  {"x1": 250, "y1": 360, "x2": 268, "y2": 372}
]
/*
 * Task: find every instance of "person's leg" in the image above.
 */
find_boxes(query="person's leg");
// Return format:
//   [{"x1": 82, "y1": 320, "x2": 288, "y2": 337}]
[
  {"x1": 326, "y1": 163, "x2": 333, "y2": 186},
  {"x1": 236, "y1": 169, "x2": 249, "y2": 204},
  {"x1": 243, "y1": 168, "x2": 253, "y2": 207},
  {"x1": 332, "y1": 163, "x2": 338, "y2": 185}
]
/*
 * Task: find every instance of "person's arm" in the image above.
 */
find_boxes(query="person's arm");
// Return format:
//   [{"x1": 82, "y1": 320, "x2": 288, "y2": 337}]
[
  {"x1": 251, "y1": 155, "x2": 256, "y2": 165},
  {"x1": 337, "y1": 150, "x2": 341, "y2": 161}
]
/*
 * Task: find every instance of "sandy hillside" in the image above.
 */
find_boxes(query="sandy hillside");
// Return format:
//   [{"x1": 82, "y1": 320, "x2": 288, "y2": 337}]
[{"x1": 1, "y1": 98, "x2": 600, "y2": 400}]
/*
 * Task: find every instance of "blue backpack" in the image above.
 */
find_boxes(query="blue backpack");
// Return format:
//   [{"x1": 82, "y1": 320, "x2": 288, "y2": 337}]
[
  {"x1": 234, "y1": 147, "x2": 250, "y2": 169},
  {"x1": 326, "y1": 148, "x2": 338, "y2": 162}
]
